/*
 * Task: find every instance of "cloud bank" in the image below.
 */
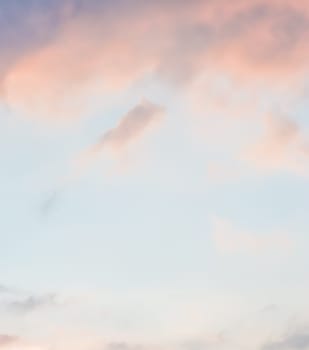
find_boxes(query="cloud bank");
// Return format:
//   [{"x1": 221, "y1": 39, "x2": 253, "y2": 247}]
[{"x1": 1, "y1": 0, "x2": 309, "y2": 120}]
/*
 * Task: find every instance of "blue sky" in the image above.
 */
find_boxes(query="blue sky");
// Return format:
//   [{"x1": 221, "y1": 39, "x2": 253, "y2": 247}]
[{"x1": 0, "y1": 1, "x2": 309, "y2": 350}]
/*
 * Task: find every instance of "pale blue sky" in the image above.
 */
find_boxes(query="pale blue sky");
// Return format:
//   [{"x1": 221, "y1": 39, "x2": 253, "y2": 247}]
[{"x1": 0, "y1": 1, "x2": 309, "y2": 350}]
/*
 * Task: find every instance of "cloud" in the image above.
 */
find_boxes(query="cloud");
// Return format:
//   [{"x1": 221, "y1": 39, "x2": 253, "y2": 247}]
[
  {"x1": 0, "y1": 335, "x2": 19, "y2": 347},
  {"x1": 1, "y1": 2, "x2": 159, "y2": 121},
  {"x1": 65, "y1": 98, "x2": 164, "y2": 177},
  {"x1": 95, "y1": 99, "x2": 164, "y2": 152},
  {"x1": 0, "y1": 285, "x2": 61, "y2": 314},
  {"x1": 0, "y1": 334, "x2": 44, "y2": 350},
  {"x1": 6, "y1": 293, "x2": 58, "y2": 314},
  {"x1": 1, "y1": 0, "x2": 309, "y2": 120},
  {"x1": 65, "y1": 98, "x2": 163, "y2": 172},
  {"x1": 40, "y1": 99, "x2": 164, "y2": 214},
  {"x1": 212, "y1": 216, "x2": 293, "y2": 256},
  {"x1": 245, "y1": 115, "x2": 309, "y2": 175},
  {"x1": 262, "y1": 332, "x2": 309, "y2": 350}
]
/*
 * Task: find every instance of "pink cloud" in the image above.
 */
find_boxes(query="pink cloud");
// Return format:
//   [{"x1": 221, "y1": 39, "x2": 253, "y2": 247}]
[
  {"x1": 74, "y1": 98, "x2": 164, "y2": 168},
  {"x1": 41, "y1": 99, "x2": 164, "y2": 214},
  {"x1": 0, "y1": 335, "x2": 45, "y2": 350},
  {"x1": 1, "y1": 0, "x2": 309, "y2": 121},
  {"x1": 70, "y1": 98, "x2": 164, "y2": 177},
  {"x1": 245, "y1": 115, "x2": 309, "y2": 175},
  {"x1": 0, "y1": 335, "x2": 18, "y2": 347}
]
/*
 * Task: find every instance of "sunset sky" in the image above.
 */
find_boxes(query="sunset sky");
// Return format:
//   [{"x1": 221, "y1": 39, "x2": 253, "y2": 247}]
[{"x1": 0, "y1": 1, "x2": 309, "y2": 349}]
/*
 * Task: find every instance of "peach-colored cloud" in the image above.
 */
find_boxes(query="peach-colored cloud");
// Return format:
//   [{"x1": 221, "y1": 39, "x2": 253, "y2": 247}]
[
  {"x1": 69, "y1": 98, "x2": 163, "y2": 178},
  {"x1": 212, "y1": 216, "x2": 293, "y2": 256},
  {"x1": 0, "y1": 335, "x2": 18, "y2": 348},
  {"x1": 72, "y1": 98, "x2": 164, "y2": 172},
  {"x1": 3, "y1": 22, "x2": 155, "y2": 121},
  {"x1": 245, "y1": 115, "x2": 309, "y2": 175},
  {"x1": 100, "y1": 99, "x2": 164, "y2": 152},
  {"x1": 41, "y1": 99, "x2": 164, "y2": 214},
  {"x1": 154, "y1": 0, "x2": 309, "y2": 86},
  {"x1": 0, "y1": 336, "x2": 45, "y2": 350},
  {"x1": 1, "y1": 0, "x2": 309, "y2": 121}
]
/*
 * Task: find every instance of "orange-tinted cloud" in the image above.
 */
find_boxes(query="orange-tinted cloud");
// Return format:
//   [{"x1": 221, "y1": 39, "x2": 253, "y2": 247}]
[
  {"x1": 0, "y1": 335, "x2": 19, "y2": 347},
  {"x1": 71, "y1": 98, "x2": 163, "y2": 176},
  {"x1": 41, "y1": 99, "x2": 164, "y2": 214},
  {"x1": 245, "y1": 115, "x2": 309, "y2": 175},
  {"x1": 1, "y1": 0, "x2": 309, "y2": 121},
  {"x1": 74, "y1": 98, "x2": 164, "y2": 170},
  {"x1": 99, "y1": 99, "x2": 164, "y2": 152}
]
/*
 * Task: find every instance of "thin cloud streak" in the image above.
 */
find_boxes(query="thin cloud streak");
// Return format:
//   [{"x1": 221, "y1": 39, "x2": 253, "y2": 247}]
[
  {"x1": 40, "y1": 99, "x2": 164, "y2": 214},
  {"x1": 6, "y1": 294, "x2": 58, "y2": 314},
  {"x1": 64, "y1": 98, "x2": 164, "y2": 182}
]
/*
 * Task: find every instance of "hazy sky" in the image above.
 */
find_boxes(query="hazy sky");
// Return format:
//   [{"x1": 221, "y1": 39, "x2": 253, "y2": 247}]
[{"x1": 0, "y1": 1, "x2": 309, "y2": 349}]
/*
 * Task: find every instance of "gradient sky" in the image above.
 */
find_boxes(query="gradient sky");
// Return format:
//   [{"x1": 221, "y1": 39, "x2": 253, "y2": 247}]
[{"x1": 0, "y1": 1, "x2": 309, "y2": 349}]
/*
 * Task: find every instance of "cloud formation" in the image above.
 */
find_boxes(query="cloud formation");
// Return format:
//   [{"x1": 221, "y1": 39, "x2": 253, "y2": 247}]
[
  {"x1": 95, "y1": 99, "x2": 164, "y2": 152},
  {"x1": 66, "y1": 98, "x2": 164, "y2": 177},
  {"x1": 40, "y1": 99, "x2": 164, "y2": 214},
  {"x1": 7, "y1": 293, "x2": 58, "y2": 314},
  {"x1": 0, "y1": 283, "x2": 60, "y2": 314},
  {"x1": 1, "y1": 0, "x2": 309, "y2": 120},
  {"x1": 246, "y1": 115, "x2": 309, "y2": 175},
  {"x1": 0, "y1": 334, "x2": 44, "y2": 350}
]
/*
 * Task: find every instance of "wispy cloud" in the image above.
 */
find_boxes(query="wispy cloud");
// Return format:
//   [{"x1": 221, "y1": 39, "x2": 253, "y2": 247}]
[
  {"x1": 40, "y1": 98, "x2": 164, "y2": 214},
  {"x1": 6, "y1": 293, "x2": 58, "y2": 314},
  {"x1": 91, "y1": 99, "x2": 164, "y2": 152},
  {"x1": 245, "y1": 115, "x2": 309, "y2": 175},
  {"x1": 0, "y1": 283, "x2": 61, "y2": 314},
  {"x1": 68, "y1": 98, "x2": 163, "y2": 178},
  {"x1": 68, "y1": 98, "x2": 164, "y2": 177}
]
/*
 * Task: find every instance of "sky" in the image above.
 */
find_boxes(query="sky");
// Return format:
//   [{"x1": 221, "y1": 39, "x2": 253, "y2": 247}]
[{"x1": 0, "y1": 0, "x2": 309, "y2": 349}]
